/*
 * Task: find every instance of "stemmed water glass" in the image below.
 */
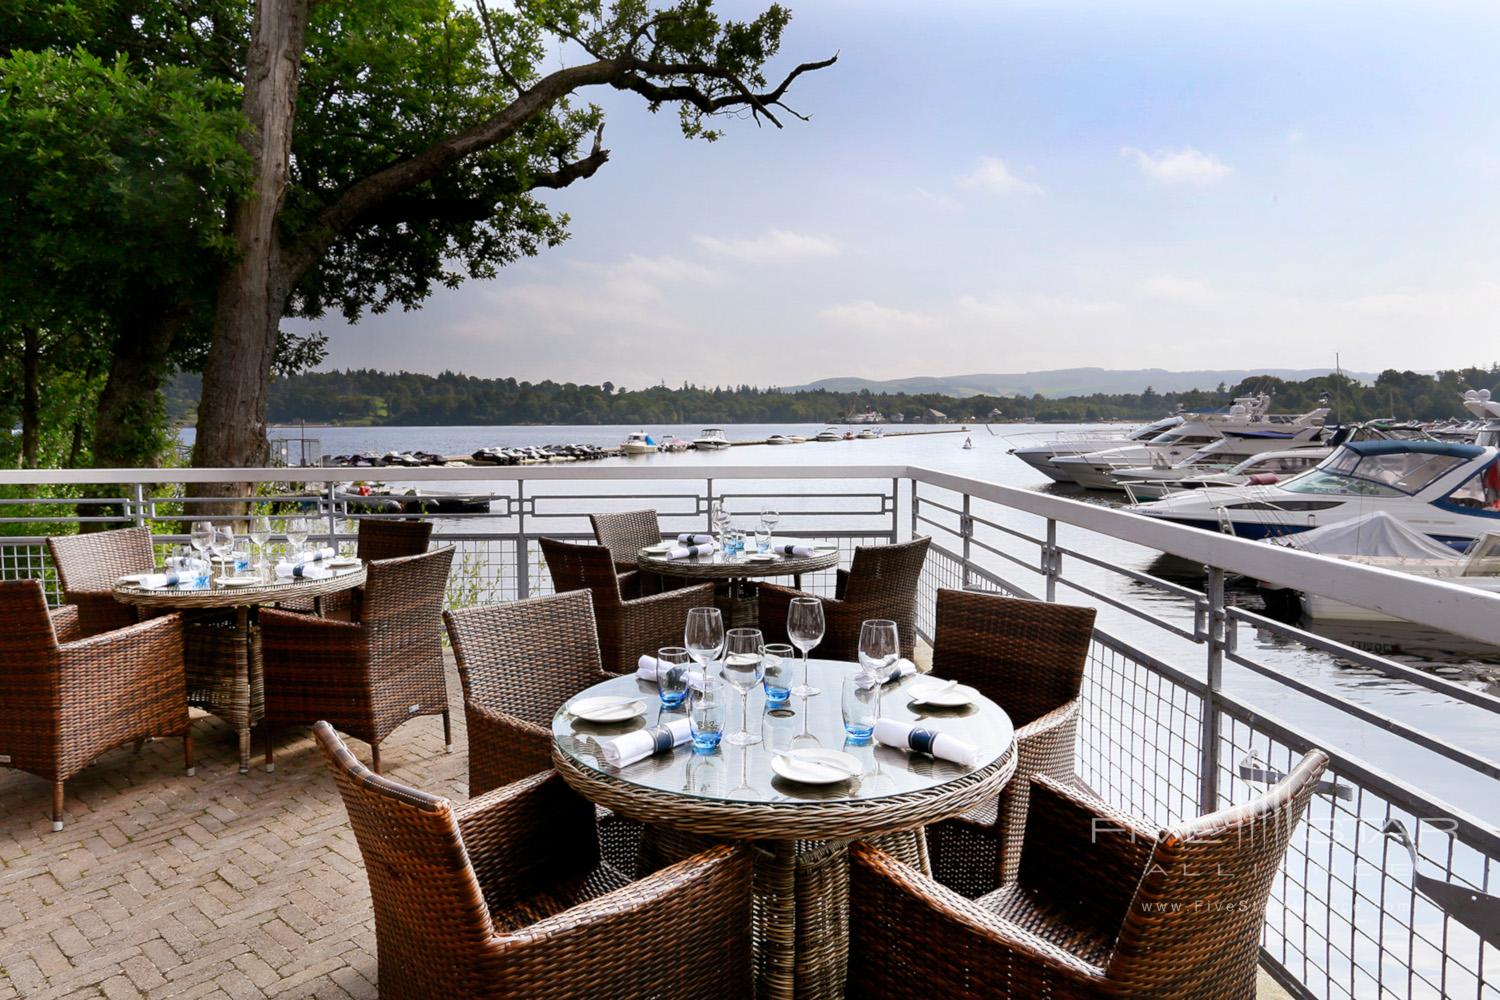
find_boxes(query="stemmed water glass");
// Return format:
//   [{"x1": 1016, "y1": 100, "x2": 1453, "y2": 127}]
[
  {"x1": 787, "y1": 596, "x2": 825, "y2": 697},
  {"x1": 759, "y1": 506, "x2": 780, "y2": 540},
  {"x1": 722, "y1": 628, "x2": 765, "y2": 746},
  {"x1": 249, "y1": 515, "x2": 272, "y2": 577},
  {"x1": 209, "y1": 525, "x2": 234, "y2": 572},
  {"x1": 684, "y1": 607, "x2": 725, "y2": 689},
  {"x1": 858, "y1": 619, "x2": 900, "y2": 681},
  {"x1": 284, "y1": 516, "x2": 309, "y2": 561},
  {"x1": 189, "y1": 521, "x2": 212, "y2": 564}
]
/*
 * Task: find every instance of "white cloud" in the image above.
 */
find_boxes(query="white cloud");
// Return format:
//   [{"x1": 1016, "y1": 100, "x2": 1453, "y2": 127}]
[
  {"x1": 959, "y1": 156, "x2": 1043, "y2": 196},
  {"x1": 694, "y1": 228, "x2": 841, "y2": 264},
  {"x1": 821, "y1": 299, "x2": 935, "y2": 331},
  {"x1": 1121, "y1": 146, "x2": 1233, "y2": 185},
  {"x1": 1139, "y1": 274, "x2": 1214, "y2": 302},
  {"x1": 957, "y1": 293, "x2": 1122, "y2": 322},
  {"x1": 488, "y1": 254, "x2": 721, "y2": 332},
  {"x1": 915, "y1": 186, "x2": 963, "y2": 213}
]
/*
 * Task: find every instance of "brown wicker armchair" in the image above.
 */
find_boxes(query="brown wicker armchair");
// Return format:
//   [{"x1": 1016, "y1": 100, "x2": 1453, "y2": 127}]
[
  {"x1": 539, "y1": 537, "x2": 714, "y2": 672},
  {"x1": 315, "y1": 722, "x2": 754, "y2": 999},
  {"x1": 589, "y1": 509, "x2": 662, "y2": 572},
  {"x1": 47, "y1": 526, "x2": 154, "y2": 636},
  {"x1": 924, "y1": 588, "x2": 1097, "y2": 894},
  {"x1": 443, "y1": 590, "x2": 615, "y2": 796},
  {"x1": 850, "y1": 750, "x2": 1330, "y2": 999},
  {"x1": 260, "y1": 546, "x2": 455, "y2": 772},
  {"x1": 0, "y1": 580, "x2": 191, "y2": 831},
  {"x1": 284, "y1": 517, "x2": 434, "y2": 617},
  {"x1": 758, "y1": 536, "x2": 931, "y2": 660}
]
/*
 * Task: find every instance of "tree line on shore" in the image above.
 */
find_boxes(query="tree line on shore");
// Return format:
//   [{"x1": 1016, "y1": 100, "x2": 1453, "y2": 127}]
[{"x1": 160, "y1": 365, "x2": 1500, "y2": 430}]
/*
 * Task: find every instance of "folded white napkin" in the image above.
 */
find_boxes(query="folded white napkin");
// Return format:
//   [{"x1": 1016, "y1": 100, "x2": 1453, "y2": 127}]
[
  {"x1": 164, "y1": 555, "x2": 205, "y2": 572},
  {"x1": 294, "y1": 546, "x2": 337, "y2": 564},
  {"x1": 141, "y1": 570, "x2": 192, "y2": 589},
  {"x1": 775, "y1": 543, "x2": 816, "y2": 558},
  {"x1": 676, "y1": 533, "x2": 714, "y2": 544},
  {"x1": 881, "y1": 658, "x2": 919, "y2": 682},
  {"x1": 602, "y1": 718, "x2": 693, "y2": 767},
  {"x1": 275, "y1": 560, "x2": 331, "y2": 580},
  {"x1": 667, "y1": 541, "x2": 717, "y2": 560},
  {"x1": 636, "y1": 655, "x2": 706, "y2": 691},
  {"x1": 873, "y1": 719, "x2": 980, "y2": 768}
]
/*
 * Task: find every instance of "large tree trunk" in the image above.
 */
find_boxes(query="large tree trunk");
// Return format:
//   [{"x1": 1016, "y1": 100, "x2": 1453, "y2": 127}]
[
  {"x1": 190, "y1": 0, "x2": 310, "y2": 511},
  {"x1": 93, "y1": 313, "x2": 180, "y2": 468}
]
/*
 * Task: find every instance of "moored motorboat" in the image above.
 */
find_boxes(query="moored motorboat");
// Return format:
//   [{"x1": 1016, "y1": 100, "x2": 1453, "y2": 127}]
[
  {"x1": 1009, "y1": 416, "x2": 1183, "y2": 483},
  {"x1": 766, "y1": 434, "x2": 792, "y2": 445},
  {"x1": 1121, "y1": 447, "x2": 1331, "y2": 502},
  {"x1": 815, "y1": 427, "x2": 841, "y2": 442},
  {"x1": 621, "y1": 431, "x2": 659, "y2": 455},
  {"x1": 694, "y1": 428, "x2": 731, "y2": 450},
  {"x1": 857, "y1": 428, "x2": 878, "y2": 439}
]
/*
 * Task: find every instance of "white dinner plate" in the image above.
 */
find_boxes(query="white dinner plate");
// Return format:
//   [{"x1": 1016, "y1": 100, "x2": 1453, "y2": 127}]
[
  {"x1": 641, "y1": 543, "x2": 674, "y2": 554},
  {"x1": 216, "y1": 575, "x2": 262, "y2": 587},
  {"x1": 327, "y1": 556, "x2": 361, "y2": 568},
  {"x1": 772, "y1": 749, "x2": 862, "y2": 785},
  {"x1": 906, "y1": 680, "x2": 979, "y2": 708},
  {"x1": 810, "y1": 543, "x2": 839, "y2": 552},
  {"x1": 744, "y1": 553, "x2": 776, "y2": 563},
  {"x1": 569, "y1": 695, "x2": 647, "y2": 723}
]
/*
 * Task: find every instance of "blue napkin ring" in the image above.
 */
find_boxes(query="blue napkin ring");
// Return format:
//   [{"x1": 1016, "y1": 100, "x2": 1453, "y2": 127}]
[
  {"x1": 649, "y1": 725, "x2": 676, "y2": 754},
  {"x1": 908, "y1": 728, "x2": 938, "y2": 755}
]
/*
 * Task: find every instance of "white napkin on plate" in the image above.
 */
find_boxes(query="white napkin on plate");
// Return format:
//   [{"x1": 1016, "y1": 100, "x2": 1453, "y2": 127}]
[
  {"x1": 775, "y1": 543, "x2": 816, "y2": 558},
  {"x1": 602, "y1": 718, "x2": 693, "y2": 767},
  {"x1": 676, "y1": 533, "x2": 714, "y2": 544},
  {"x1": 667, "y1": 541, "x2": 717, "y2": 560},
  {"x1": 636, "y1": 655, "x2": 706, "y2": 691},
  {"x1": 140, "y1": 570, "x2": 191, "y2": 589},
  {"x1": 275, "y1": 560, "x2": 331, "y2": 580},
  {"x1": 873, "y1": 719, "x2": 980, "y2": 768},
  {"x1": 293, "y1": 546, "x2": 337, "y2": 564}
]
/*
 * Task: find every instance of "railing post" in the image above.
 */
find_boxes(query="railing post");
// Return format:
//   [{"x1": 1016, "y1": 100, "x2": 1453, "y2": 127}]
[
  {"x1": 909, "y1": 478, "x2": 918, "y2": 543},
  {"x1": 131, "y1": 483, "x2": 146, "y2": 528},
  {"x1": 1044, "y1": 518, "x2": 1059, "y2": 602},
  {"x1": 960, "y1": 493, "x2": 973, "y2": 590},
  {"x1": 325, "y1": 481, "x2": 338, "y2": 544},
  {"x1": 1199, "y1": 566, "x2": 1226, "y2": 813},
  {"x1": 889, "y1": 477, "x2": 899, "y2": 543},
  {"x1": 705, "y1": 477, "x2": 715, "y2": 533}
]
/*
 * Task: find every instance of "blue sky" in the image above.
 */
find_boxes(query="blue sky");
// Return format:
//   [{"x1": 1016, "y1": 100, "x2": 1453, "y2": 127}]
[{"x1": 309, "y1": 0, "x2": 1500, "y2": 387}]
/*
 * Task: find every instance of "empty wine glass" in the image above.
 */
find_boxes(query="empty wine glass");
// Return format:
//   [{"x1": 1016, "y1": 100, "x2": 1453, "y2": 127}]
[
  {"x1": 284, "y1": 516, "x2": 309, "y2": 559},
  {"x1": 189, "y1": 521, "x2": 212, "y2": 561},
  {"x1": 722, "y1": 628, "x2": 765, "y2": 746},
  {"x1": 858, "y1": 619, "x2": 900, "y2": 681},
  {"x1": 760, "y1": 506, "x2": 780, "y2": 537},
  {"x1": 787, "y1": 597, "x2": 825, "y2": 697},
  {"x1": 209, "y1": 525, "x2": 234, "y2": 570},
  {"x1": 249, "y1": 515, "x2": 272, "y2": 575},
  {"x1": 684, "y1": 607, "x2": 725, "y2": 689}
]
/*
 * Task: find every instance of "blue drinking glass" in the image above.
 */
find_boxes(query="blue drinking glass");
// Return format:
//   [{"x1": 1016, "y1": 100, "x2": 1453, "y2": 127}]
[
  {"x1": 762, "y1": 643, "x2": 793, "y2": 707},
  {"x1": 690, "y1": 678, "x2": 725, "y2": 753},
  {"x1": 656, "y1": 646, "x2": 692, "y2": 710}
]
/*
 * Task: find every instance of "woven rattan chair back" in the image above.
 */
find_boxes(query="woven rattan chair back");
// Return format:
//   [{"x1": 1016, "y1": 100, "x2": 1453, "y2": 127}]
[
  {"x1": 589, "y1": 509, "x2": 661, "y2": 569},
  {"x1": 1106, "y1": 749, "x2": 1330, "y2": 995},
  {"x1": 842, "y1": 536, "x2": 931, "y2": 604},
  {"x1": 0, "y1": 581, "x2": 63, "y2": 767},
  {"x1": 357, "y1": 518, "x2": 434, "y2": 562},
  {"x1": 539, "y1": 537, "x2": 623, "y2": 606},
  {"x1": 313, "y1": 721, "x2": 497, "y2": 994},
  {"x1": 445, "y1": 590, "x2": 610, "y2": 731},
  {"x1": 360, "y1": 546, "x2": 455, "y2": 627},
  {"x1": 931, "y1": 588, "x2": 1096, "y2": 728},
  {"x1": 47, "y1": 526, "x2": 154, "y2": 634}
]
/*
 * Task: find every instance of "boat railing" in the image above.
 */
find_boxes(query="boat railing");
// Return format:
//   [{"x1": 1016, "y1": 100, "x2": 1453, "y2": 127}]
[{"x1": 2, "y1": 462, "x2": 1498, "y2": 1000}]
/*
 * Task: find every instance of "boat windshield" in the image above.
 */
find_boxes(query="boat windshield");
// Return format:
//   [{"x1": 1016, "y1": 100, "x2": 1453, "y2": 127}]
[
  {"x1": 1282, "y1": 448, "x2": 1470, "y2": 497},
  {"x1": 1151, "y1": 428, "x2": 1219, "y2": 447}
]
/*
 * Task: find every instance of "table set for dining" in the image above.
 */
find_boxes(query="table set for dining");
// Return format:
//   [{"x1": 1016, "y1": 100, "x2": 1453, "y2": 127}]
[{"x1": 549, "y1": 601, "x2": 1018, "y2": 999}]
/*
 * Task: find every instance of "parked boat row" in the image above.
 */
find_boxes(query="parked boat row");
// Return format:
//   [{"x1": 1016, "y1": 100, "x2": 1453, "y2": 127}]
[
  {"x1": 325, "y1": 443, "x2": 616, "y2": 467},
  {"x1": 616, "y1": 426, "x2": 885, "y2": 454}
]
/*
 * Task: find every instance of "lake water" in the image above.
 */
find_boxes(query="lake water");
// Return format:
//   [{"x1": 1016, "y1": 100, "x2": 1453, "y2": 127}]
[{"x1": 180, "y1": 421, "x2": 1499, "y2": 821}]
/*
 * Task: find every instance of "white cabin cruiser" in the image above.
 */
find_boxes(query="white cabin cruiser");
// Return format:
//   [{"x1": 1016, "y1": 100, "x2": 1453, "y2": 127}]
[
  {"x1": 693, "y1": 428, "x2": 731, "y2": 450},
  {"x1": 815, "y1": 427, "x2": 841, "y2": 442},
  {"x1": 1009, "y1": 416, "x2": 1183, "y2": 483},
  {"x1": 1109, "y1": 427, "x2": 1330, "y2": 495},
  {"x1": 1136, "y1": 438, "x2": 1500, "y2": 547},
  {"x1": 620, "y1": 431, "x2": 659, "y2": 455},
  {"x1": 1121, "y1": 447, "x2": 1332, "y2": 502}
]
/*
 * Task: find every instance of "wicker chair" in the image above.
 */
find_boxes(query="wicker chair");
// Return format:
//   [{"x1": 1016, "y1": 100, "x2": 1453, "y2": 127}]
[
  {"x1": 758, "y1": 536, "x2": 931, "y2": 660},
  {"x1": 0, "y1": 580, "x2": 191, "y2": 831},
  {"x1": 924, "y1": 588, "x2": 1097, "y2": 894},
  {"x1": 443, "y1": 590, "x2": 616, "y2": 796},
  {"x1": 315, "y1": 722, "x2": 754, "y2": 999},
  {"x1": 538, "y1": 538, "x2": 714, "y2": 672},
  {"x1": 47, "y1": 526, "x2": 154, "y2": 636},
  {"x1": 260, "y1": 546, "x2": 455, "y2": 772},
  {"x1": 284, "y1": 517, "x2": 434, "y2": 617},
  {"x1": 849, "y1": 750, "x2": 1330, "y2": 999},
  {"x1": 590, "y1": 508, "x2": 666, "y2": 595}
]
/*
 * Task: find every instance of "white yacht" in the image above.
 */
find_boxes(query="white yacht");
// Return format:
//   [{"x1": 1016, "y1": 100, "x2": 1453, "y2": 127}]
[
  {"x1": 815, "y1": 427, "x2": 841, "y2": 442},
  {"x1": 766, "y1": 434, "x2": 792, "y2": 445},
  {"x1": 1108, "y1": 426, "x2": 1331, "y2": 496},
  {"x1": 693, "y1": 428, "x2": 731, "y2": 450},
  {"x1": 1053, "y1": 396, "x2": 1329, "y2": 491},
  {"x1": 620, "y1": 431, "x2": 658, "y2": 455},
  {"x1": 1121, "y1": 447, "x2": 1332, "y2": 502},
  {"x1": 1009, "y1": 416, "x2": 1183, "y2": 483},
  {"x1": 1136, "y1": 438, "x2": 1500, "y2": 546}
]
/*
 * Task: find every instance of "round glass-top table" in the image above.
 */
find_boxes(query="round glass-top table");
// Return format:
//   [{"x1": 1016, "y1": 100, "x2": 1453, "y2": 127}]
[
  {"x1": 114, "y1": 565, "x2": 366, "y2": 772},
  {"x1": 551, "y1": 658, "x2": 1016, "y2": 999},
  {"x1": 635, "y1": 541, "x2": 841, "y2": 628}
]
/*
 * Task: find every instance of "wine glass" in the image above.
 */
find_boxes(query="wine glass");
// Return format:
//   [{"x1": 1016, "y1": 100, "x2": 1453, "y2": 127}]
[
  {"x1": 722, "y1": 628, "x2": 765, "y2": 746},
  {"x1": 787, "y1": 597, "x2": 825, "y2": 697},
  {"x1": 210, "y1": 525, "x2": 234, "y2": 570},
  {"x1": 684, "y1": 607, "x2": 725, "y2": 689},
  {"x1": 189, "y1": 521, "x2": 212, "y2": 562},
  {"x1": 760, "y1": 506, "x2": 780, "y2": 539},
  {"x1": 857, "y1": 619, "x2": 900, "y2": 681},
  {"x1": 284, "y1": 516, "x2": 309, "y2": 560},
  {"x1": 249, "y1": 515, "x2": 272, "y2": 575}
]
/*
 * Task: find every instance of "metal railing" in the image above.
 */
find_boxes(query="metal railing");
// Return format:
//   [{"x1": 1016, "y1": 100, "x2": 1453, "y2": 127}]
[{"x1": 3, "y1": 462, "x2": 1498, "y2": 999}]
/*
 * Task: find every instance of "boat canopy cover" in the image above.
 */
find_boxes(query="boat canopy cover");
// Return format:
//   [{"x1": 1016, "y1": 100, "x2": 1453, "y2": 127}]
[
  {"x1": 1341, "y1": 439, "x2": 1485, "y2": 459},
  {"x1": 1286, "y1": 511, "x2": 1458, "y2": 561}
]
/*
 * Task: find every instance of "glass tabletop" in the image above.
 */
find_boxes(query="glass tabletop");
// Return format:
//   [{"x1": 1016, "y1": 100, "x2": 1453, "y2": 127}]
[
  {"x1": 636, "y1": 539, "x2": 840, "y2": 576},
  {"x1": 552, "y1": 659, "x2": 1014, "y2": 806}
]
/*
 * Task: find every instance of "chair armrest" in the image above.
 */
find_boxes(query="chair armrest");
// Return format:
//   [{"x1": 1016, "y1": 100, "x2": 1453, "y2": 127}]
[
  {"x1": 464, "y1": 701, "x2": 553, "y2": 797},
  {"x1": 486, "y1": 844, "x2": 755, "y2": 998},
  {"x1": 455, "y1": 770, "x2": 601, "y2": 913},
  {"x1": 835, "y1": 567, "x2": 850, "y2": 600},
  {"x1": 258, "y1": 606, "x2": 364, "y2": 642},
  {"x1": 624, "y1": 580, "x2": 714, "y2": 612},
  {"x1": 984, "y1": 700, "x2": 1080, "y2": 883},
  {"x1": 1015, "y1": 775, "x2": 1155, "y2": 930},
  {"x1": 50, "y1": 604, "x2": 84, "y2": 644},
  {"x1": 57, "y1": 613, "x2": 187, "y2": 730},
  {"x1": 64, "y1": 588, "x2": 140, "y2": 636},
  {"x1": 848, "y1": 843, "x2": 1108, "y2": 998}
]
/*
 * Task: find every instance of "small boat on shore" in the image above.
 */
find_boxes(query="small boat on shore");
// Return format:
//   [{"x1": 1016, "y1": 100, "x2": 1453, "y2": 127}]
[
  {"x1": 815, "y1": 427, "x2": 841, "y2": 442},
  {"x1": 766, "y1": 434, "x2": 792, "y2": 445},
  {"x1": 621, "y1": 431, "x2": 658, "y2": 455},
  {"x1": 694, "y1": 428, "x2": 731, "y2": 450},
  {"x1": 857, "y1": 428, "x2": 878, "y2": 440}
]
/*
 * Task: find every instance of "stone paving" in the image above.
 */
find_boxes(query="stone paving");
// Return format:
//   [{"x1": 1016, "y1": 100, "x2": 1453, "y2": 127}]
[{"x1": 0, "y1": 652, "x2": 1290, "y2": 999}]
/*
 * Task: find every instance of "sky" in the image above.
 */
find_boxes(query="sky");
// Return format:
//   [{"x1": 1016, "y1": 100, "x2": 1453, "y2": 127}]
[{"x1": 302, "y1": 0, "x2": 1500, "y2": 389}]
